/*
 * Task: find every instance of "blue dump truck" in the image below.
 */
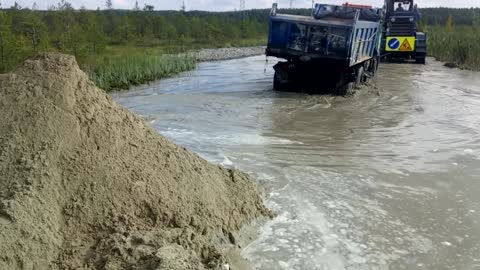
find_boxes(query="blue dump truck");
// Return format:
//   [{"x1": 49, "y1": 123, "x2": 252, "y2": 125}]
[
  {"x1": 381, "y1": 0, "x2": 427, "y2": 64},
  {"x1": 266, "y1": 3, "x2": 383, "y2": 95}
]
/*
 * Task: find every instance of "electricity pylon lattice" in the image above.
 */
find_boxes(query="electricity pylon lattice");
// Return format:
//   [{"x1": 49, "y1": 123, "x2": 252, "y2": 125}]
[{"x1": 240, "y1": 0, "x2": 245, "y2": 11}]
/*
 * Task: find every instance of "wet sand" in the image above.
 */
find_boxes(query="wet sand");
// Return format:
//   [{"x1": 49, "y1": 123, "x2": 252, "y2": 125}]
[
  {"x1": 195, "y1": 46, "x2": 265, "y2": 62},
  {"x1": 113, "y1": 56, "x2": 480, "y2": 270}
]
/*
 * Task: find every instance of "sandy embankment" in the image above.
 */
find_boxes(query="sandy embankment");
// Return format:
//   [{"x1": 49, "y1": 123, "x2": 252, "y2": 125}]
[
  {"x1": 195, "y1": 47, "x2": 266, "y2": 62},
  {"x1": 0, "y1": 53, "x2": 271, "y2": 269}
]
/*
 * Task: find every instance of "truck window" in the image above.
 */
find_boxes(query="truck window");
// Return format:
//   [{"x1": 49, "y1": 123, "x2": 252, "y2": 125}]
[{"x1": 393, "y1": 1, "x2": 411, "y2": 12}]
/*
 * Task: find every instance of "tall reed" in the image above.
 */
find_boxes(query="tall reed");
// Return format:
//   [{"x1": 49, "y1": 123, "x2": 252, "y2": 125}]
[
  {"x1": 88, "y1": 54, "x2": 196, "y2": 91},
  {"x1": 428, "y1": 25, "x2": 480, "y2": 70}
]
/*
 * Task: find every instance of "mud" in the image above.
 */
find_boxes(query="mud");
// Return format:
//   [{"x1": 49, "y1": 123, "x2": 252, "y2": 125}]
[{"x1": 0, "y1": 53, "x2": 271, "y2": 270}]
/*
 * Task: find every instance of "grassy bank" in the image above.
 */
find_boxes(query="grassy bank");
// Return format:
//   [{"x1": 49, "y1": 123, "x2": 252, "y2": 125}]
[
  {"x1": 87, "y1": 53, "x2": 196, "y2": 91},
  {"x1": 82, "y1": 38, "x2": 265, "y2": 91},
  {"x1": 427, "y1": 26, "x2": 480, "y2": 70}
]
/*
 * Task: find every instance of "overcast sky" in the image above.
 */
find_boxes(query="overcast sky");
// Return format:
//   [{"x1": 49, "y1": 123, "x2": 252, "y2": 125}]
[{"x1": 2, "y1": 0, "x2": 479, "y2": 11}]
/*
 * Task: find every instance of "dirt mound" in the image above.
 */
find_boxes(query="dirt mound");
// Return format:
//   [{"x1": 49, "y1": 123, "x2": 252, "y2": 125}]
[{"x1": 0, "y1": 53, "x2": 271, "y2": 270}]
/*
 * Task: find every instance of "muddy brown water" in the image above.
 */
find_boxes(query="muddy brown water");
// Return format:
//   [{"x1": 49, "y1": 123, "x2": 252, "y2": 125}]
[{"x1": 113, "y1": 56, "x2": 480, "y2": 270}]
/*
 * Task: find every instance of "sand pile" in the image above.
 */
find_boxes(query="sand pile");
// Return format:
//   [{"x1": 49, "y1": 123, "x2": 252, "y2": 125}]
[{"x1": 0, "y1": 53, "x2": 271, "y2": 270}]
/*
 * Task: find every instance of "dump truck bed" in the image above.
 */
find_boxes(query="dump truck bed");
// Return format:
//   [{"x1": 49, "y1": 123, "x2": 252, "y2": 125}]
[{"x1": 266, "y1": 4, "x2": 382, "y2": 68}]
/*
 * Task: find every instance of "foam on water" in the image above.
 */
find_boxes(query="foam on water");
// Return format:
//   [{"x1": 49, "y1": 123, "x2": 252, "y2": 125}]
[
  {"x1": 161, "y1": 127, "x2": 303, "y2": 149},
  {"x1": 242, "y1": 165, "x2": 438, "y2": 270}
]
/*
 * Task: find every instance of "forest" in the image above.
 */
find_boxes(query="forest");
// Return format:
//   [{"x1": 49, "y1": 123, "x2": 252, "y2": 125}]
[
  {"x1": 0, "y1": 1, "x2": 479, "y2": 89},
  {"x1": 0, "y1": 1, "x2": 267, "y2": 70}
]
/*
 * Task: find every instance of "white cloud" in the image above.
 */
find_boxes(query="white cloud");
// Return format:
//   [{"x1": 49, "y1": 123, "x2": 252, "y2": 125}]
[{"x1": 114, "y1": 0, "x2": 130, "y2": 9}]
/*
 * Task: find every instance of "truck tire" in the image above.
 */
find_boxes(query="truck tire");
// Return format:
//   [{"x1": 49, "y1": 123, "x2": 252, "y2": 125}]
[
  {"x1": 273, "y1": 70, "x2": 285, "y2": 91},
  {"x1": 336, "y1": 72, "x2": 354, "y2": 96},
  {"x1": 354, "y1": 66, "x2": 365, "y2": 89},
  {"x1": 371, "y1": 57, "x2": 379, "y2": 76},
  {"x1": 416, "y1": 57, "x2": 426, "y2": 65},
  {"x1": 336, "y1": 82, "x2": 354, "y2": 96}
]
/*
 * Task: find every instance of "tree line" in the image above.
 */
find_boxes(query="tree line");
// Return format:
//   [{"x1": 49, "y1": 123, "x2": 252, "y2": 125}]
[
  {"x1": 0, "y1": 1, "x2": 478, "y2": 72},
  {"x1": 421, "y1": 8, "x2": 480, "y2": 26},
  {"x1": 0, "y1": 1, "x2": 268, "y2": 72}
]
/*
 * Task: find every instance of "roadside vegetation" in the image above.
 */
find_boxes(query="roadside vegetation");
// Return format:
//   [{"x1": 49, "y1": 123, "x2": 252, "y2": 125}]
[
  {"x1": 427, "y1": 25, "x2": 480, "y2": 70},
  {"x1": 421, "y1": 8, "x2": 480, "y2": 70},
  {"x1": 0, "y1": 1, "x2": 268, "y2": 90}
]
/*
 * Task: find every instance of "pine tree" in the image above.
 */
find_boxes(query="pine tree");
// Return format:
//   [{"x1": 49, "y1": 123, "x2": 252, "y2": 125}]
[
  {"x1": 32, "y1": 2, "x2": 38, "y2": 10},
  {"x1": 85, "y1": 13, "x2": 106, "y2": 54},
  {"x1": 143, "y1": 4, "x2": 154, "y2": 12},
  {"x1": 0, "y1": 11, "x2": 19, "y2": 71},
  {"x1": 133, "y1": 1, "x2": 140, "y2": 11},
  {"x1": 106, "y1": 0, "x2": 113, "y2": 10},
  {"x1": 58, "y1": 0, "x2": 73, "y2": 11},
  {"x1": 472, "y1": 10, "x2": 480, "y2": 27}
]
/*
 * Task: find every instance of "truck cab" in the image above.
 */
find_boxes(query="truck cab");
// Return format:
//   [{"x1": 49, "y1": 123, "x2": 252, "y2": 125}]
[{"x1": 381, "y1": 0, "x2": 427, "y2": 63}]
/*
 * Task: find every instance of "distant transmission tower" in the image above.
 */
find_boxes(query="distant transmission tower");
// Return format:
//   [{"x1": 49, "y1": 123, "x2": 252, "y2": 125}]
[
  {"x1": 181, "y1": 0, "x2": 186, "y2": 12},
  {"x1": 240, "y1": 0, "x2": 245, "y2": 11},
  {"x1": 290, "y1": 0, "x2": 293, "y2": 9}
]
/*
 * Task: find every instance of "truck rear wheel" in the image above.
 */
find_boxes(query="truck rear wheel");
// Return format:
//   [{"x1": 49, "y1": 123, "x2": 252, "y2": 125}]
[
  {"x1": 354, "y1": 66, "x2": 365, "y2": 89},
  {"x1": 370, "y1": 57, "x2": 379, "y2": 76},
  {"x1": 416, "y1": 57, "x2": 426, "y2": 65},
  {"x1": 273, "y1": 70, "x2": 286, "y2": 91},
  {"x1": 336, "y1": 72, "x2": 354, "y2": 96}
]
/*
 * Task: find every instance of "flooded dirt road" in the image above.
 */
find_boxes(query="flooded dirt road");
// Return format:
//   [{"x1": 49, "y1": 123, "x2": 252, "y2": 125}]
[{"x1": 113, "y1": 56, "x2": 480, "y2": 270}]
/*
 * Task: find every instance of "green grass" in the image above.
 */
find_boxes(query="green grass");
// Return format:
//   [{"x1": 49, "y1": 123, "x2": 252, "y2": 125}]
[
  {"x1": 1, "y1": 37, "x2": 266, "y2": 91},
  {"x1": 427, "y1": 25, "x2": 480, "y2": 70},
  {"x1": 81, "y1": 38, "x2": 266, "y2": 91},
  {"x1": 87, "y1": 54, "x2": 196, "y2": 91}
]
